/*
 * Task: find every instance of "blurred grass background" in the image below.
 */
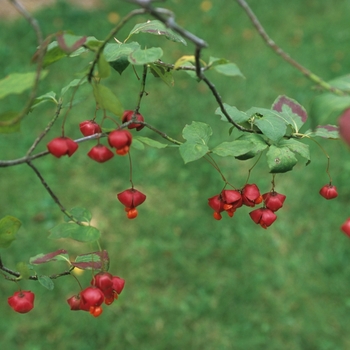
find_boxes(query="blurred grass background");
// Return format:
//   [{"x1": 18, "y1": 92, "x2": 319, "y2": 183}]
[{"x1": 1, "y1": 0, "x2": 350, "y2": 349}]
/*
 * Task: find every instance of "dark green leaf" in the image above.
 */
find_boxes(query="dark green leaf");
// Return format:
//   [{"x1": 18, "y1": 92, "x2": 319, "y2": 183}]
[
  {"x1": 0, "y1": 215, "x2": 21, "y2": 249},
  {"x1": 266, "y1": 145, "x2": 298, "y2": 173},
  {"x1": 109, "y1": 57, "x2": 130, "y2": 75}
]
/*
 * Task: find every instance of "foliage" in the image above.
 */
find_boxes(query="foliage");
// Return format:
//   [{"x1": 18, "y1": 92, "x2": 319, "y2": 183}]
[{"x1": 1, "y1": 0, "x2": 350, "y2": 348}]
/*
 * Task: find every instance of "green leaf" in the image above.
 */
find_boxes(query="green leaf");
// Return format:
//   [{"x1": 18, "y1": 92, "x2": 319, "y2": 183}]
[
  {"x1": 30, "y1": 91, "x2": 57, "y2": 111},
  {"x1": 0, "y1": 111, "x2": 21, "y2": 133},
  {"x1": 38, "y1": 275, "x2": 54, "y2": 290},
  {"x1": 61, "y1": 77, "x2": 87, "y2": 96},
  {"x1": 179, "y1": 122, "x2": 212, "y2": 163},
  {"x1": 64, "y1": 207, "x2": 92, "y2": 223},
  {"x1": 234, "y1": 134, "x2": 268, "y2": 160},
  {"x1": 215, "y1": 104, "x2": 250, "y2": 123},
  {"x1": 247, "y1": 107, "x2": 287, "y2": 142},
  {"x1": 135, "y1": 136, "x2": 168, "y2": 149},
  {"x1": 0, "y1": 71, "x2": 48, "y2": 99},
  {"x1": 305, "y1": 125, "x2": 339, "y2": 139},
  {"x1": 92, "y1": 83, "x2": 123, "y2": 116},
  {"x1": 0, "y1": 215, "x2": 21, "y2": 249},
  {"x1": 182, "y1": 121, "x2": 213, "y2": 144},
  {"x1": 126, "y1": 20, "x2": 187, "y2": 45},
  {"x1": 266, "y1": 145, "x2": 298, "y2": 173},
  {"x1": 131, "y1": 138, "x2": 145, "y2": 150},
  {"x1": 49, "y1": 223, "x2": 100, "y2": 243},
  {"x1": 97, "y1": 53, "x2": 111, "y2": 79},
  {"x1": 129, "y1": 47, "x2": 163, "y2": 65},
  {"x1": 278, "y1": 139, "x2": 310, "y2": 164},
  {"x1": 179, "y1": 142, "x2": 209, "y2": 163},
  {"x1": 213, "y1": 62, "x2": 245, "y2": 78},
  {"x1": 29, "y1": 249, "x2": 69, "y2": 264},
  {"x1": 149, "y1": 63, "x2": 174, "y2": 87},
  {"x1": 212, "y1": 140, "x2": 254, "y2": 157}
]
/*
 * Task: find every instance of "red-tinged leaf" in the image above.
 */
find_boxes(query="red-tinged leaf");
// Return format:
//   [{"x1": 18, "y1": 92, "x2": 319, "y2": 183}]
[
  {"x1": 72, "y1": 250, "x2": 109, "y2": 271},
  {"x1": 272, "y1": 95, "x2": 308, "y2": 123},
  {"x1": 29, "y1": 249, "x2": 68, "y2": 264},
  {"x1": 306, "y1": 125, "x2": 339, "y2": 139},
  {"x1": 57, "y1": 33, "x2": 87, "y2": 54},
  {"x1": 71, "y1": 261, "x2": 103, "y2": 270}
]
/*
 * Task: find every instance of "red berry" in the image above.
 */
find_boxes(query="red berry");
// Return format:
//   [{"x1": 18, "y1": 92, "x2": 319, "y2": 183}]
[
  {"x1": 341, "y1": 218, "x2": 350, "y2": 237},
  {"x1": 79, "y1": 120, "x2": 102, "y2": 136},
  {"x1": 8, "y1": 290, "x2": 35, "y2": 313},
  {"x1": 87, "y1": 144, "x2": 114, "y2": 163},
  {"x1": 111, "y1": 276, "x2": 125, "y2": 295},
  {"x1": 117, "y1": 188, "x2": 146, "y2": 208},
  {"x1": 262, "y1": 191, "x2": 286, "y2": 212},
  {"x1": 108, "y1": 129, "x2": 132, "y2": 155},
  {"x1": 208, "y1": 194, "x2": 225, "y2": 213},
  {"x1": 67, "y1": 295, "x2": 81, "y2": 311},
  {"x1": 222, "y1": 190, "x2": 243, "y2": 209},
  {"x1": 241, "y1": 184, "x2": 262, "y2": 207},
  {"x1": 249, "y1": 208, "x2": 277, "y2": 229},
  {"x1": 319, "y1": 184, "x2": 338, "y2": 200},
  {"x1": 122, "y1": 110, "x2": 145, "y2": 131},
  {"x1": 79, "y1": 287, "x2": 105, "y2": 311},
  {"x1": 91, "y1": 272, "x2": 113, "y2": 292},
  {"x1": 47, "y1": 137, "x2": 78, "y2": 158},
  {"x1": 338, "y1": 108, "x2": 350, "y2": 146}
]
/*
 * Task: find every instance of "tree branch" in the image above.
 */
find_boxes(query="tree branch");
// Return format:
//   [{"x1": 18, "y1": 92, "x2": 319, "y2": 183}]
[{"x1": 235, "y1": 0, "x2": 348, "y2": 96}]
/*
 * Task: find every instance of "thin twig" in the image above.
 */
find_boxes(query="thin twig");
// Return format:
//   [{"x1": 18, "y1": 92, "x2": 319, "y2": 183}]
[{"x1": 235, "y1": 0, "x2": 348, "y2": 96}]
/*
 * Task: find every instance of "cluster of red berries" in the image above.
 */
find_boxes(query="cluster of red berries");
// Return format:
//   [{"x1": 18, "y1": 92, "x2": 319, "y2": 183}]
[
  {"x1": 46, "y1": 110, "x2": 144, "y2": 161},
  {"x1": 67, "y1": 272, "x2": 125, "y2": 317},
  {"x1": 46, "y1": 110, "x2": 147, "y2": 219},
  {"x1": 208, "y1": 183, "x2": 286, "y2": 229},
  {"x1": 7, "y1": 272, "x2": 125, "y2": 316}
]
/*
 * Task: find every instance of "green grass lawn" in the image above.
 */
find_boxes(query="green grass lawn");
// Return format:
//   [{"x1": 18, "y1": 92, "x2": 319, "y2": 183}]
[{"x1": 1, "y1": 1, "x2": 350, "y2": 349}]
